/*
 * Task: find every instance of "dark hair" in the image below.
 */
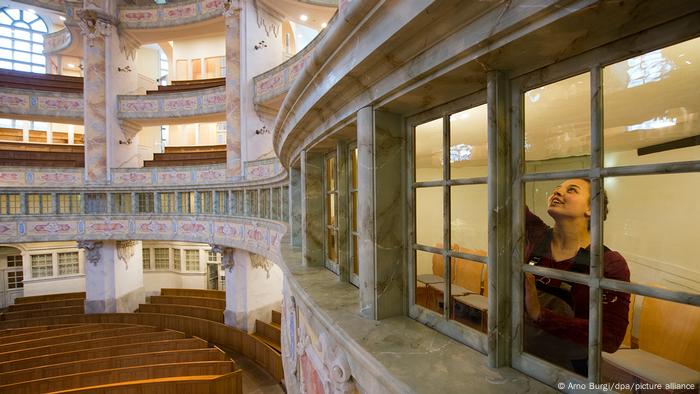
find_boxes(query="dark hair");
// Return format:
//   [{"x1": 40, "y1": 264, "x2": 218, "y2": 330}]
[{"x1": 577, "y1": 178, "x2": 609, "y2": 222}]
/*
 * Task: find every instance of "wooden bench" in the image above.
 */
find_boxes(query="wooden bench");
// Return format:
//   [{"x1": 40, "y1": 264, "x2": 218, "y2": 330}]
[
  {"x1": 272, "y1": 310, "x2": 281, "y2": 325},
  {"x1": 0, "y1": 348, "x2": 230, "y2": 385},
  {"x1": 164, "y1": 144, "x2": 226, "y2": 154},
  {"x1": 1, "y1": 305, "x2": 84, "y2": 321},
  {"x1": 0, "y1": 141, "x2": 84, "y2": 153},
  {"x1": 603, "y1": 297, "x2": 700, "y2": 388},
  {"x1": 8, "y1": 299, "x2": 84, "y2": 312},
  {"x1": 0, "y1": 69, "x2": 83, "y2": 93},
  {"x1": 146, "y1": 78, "x2": 225, "y2": 95},
  {"x1": 0, "y1": 323, "x2": 131, "y2": 346},
  {"x1": 0, "y1": 337, "x2": 208, "y2": 373},
  {"x1": 0, "y1": 360, "x2": 236, "y2": 393},
  {"x1": 160, "y1": 288, "x2": 225, "y2": 300},
  {"x1": 0, "y1": 329, "x2": 185, "y2": 363},
  {"x1": 138, "y1": 304, "x2": 224, "y2": 323},
  {"x1": 50, "y1": 371, "x2": 242, "y2": 394},
  {"x1": 149, "y1": 295, "x2": 226, "y2": 310},
  {"x1": 0, "y1": 312, "x2": 284, "y2": 383},
  {"x1": 253, "y1": 320, "x2": 281, "y2": 353}
]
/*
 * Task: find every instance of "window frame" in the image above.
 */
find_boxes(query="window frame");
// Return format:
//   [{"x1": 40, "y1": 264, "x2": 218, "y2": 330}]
[
  {"x1": 407, "y1": 90, "x2": 490, "y2": 353},
  {"x1": 323, "y1": 151, "x2": 340, "y2": 275}
]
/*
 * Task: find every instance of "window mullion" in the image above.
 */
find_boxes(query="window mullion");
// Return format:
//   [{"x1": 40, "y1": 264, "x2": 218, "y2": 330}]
[
  {"x1": 588, "y1": 64, "x2": 604, "y2": 384},
  {"x1": 442, "y1": 115, "x2": 451, "y2": 321}
]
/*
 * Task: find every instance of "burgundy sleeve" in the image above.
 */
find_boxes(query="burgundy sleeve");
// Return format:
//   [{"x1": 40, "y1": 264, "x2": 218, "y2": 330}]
[
  {"x1": 535, "y1": 252, "x2": 631, "y2": 353},
  {"x1": 525, "y1": 205, "x2": 549, "y2": 246}
]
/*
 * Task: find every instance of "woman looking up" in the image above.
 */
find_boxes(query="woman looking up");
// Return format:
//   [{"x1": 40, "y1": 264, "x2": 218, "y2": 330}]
[{"x1": 523, "y1": 178, "x2": 630, "y2": 376}]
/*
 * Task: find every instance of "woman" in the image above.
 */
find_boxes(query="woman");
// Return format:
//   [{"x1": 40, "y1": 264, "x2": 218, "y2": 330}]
[{"x1": 523, "y1": 178, "x2": 630, "y2": 376}]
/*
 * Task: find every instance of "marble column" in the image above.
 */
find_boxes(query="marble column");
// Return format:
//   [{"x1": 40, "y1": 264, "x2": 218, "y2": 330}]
[
  {"x1": 336, "y1": 141, "x2": 351, "y2": 282},
  {"x1": 80, "y1": 240, "x2": 144, "y2": 313},
  {"x1": 289, "y1": 166, "x2": 302, "y2": 247},
  {"x1": 78, "y1": 7, "x2": 112, "y2": 184},
  {"x1": 224, "y1": 1, "x2": 242, "y2": 178},
  {"x1": 357, "y1": 106, "x2": 405, "y2": 320},
  {"x1": 301, "y1": 150, "x2": 324, "y2": 266},
  {"x1": 217, "y1": 246, "x2": 283, "y2": 333}
]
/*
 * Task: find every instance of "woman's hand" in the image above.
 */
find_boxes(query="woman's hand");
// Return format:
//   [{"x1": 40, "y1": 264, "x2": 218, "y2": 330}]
[{"x1": 524, "y1": 273, "x2": 542, "y2": 321}]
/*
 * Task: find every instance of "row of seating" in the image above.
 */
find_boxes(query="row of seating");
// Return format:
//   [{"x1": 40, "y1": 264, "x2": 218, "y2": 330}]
[
  {"x1": 146, "y1": 77, "x2": 225, "y2": 94},
  {"x1": 1, "y1": 292, "x2": 86, "y2": 321},
  {"x1": 0, "y1": 128, "x2": 84, "y2": 145},
  {"x1": 0, "y1": 69, "x2": 83, "y2": 93},
  {"x1": 143, "y1": 147, "x2": 226, "y2": 167}
]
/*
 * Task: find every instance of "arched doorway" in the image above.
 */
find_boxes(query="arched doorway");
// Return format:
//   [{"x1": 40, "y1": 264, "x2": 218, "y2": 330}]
[{"x1": 0, "y1": 245, "x2": 24, "y2": 308}]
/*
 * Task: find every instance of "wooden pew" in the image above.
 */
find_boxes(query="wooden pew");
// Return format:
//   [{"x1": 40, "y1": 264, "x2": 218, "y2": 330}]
[
  {"x1": 0, "y1": 312, "x2": 284, "y2": 383},
  {"x1": 0, "y1": 324, "x2": 131, "y2": 346},
  {"x1": 1, "y1": 305, "x2": 84, "y2": 321},
  {"x1": 0, "y1": 337, "x2": 208, "y2": 373},
  {"x1": 164, "y1": 144, "x2": 226, "y2": 154},
  {"x1": 0, "y1": 360, "x2": 236, "y2": 393},
  {"x1": 13, "y1": 292, "x2": 85, "y2": 304},
  {"x1": 603, "y1": 297, "x2": 700, "y2": 387},
  {"x1": 149, "y1": 295, "x2": 226, "y2": 310},
  {"x1": 160, "y1": 288, "x2": 225, "y2": 300},
  {"x1": 52, "y1": 371, "x2": 242, "y2": 394},
  {"x1": 0, "y1": 329, "x2": 185, "y2": 363},
  {"x1": 0, "y1": 325, "x2": 159, "y2": 354},
  {"x1": 272, "y1": 310, "x2": 281, "y2": 325},
  {"x1": 0, "y1": 69, "x2": 83, "y2": 93},
  {"x1": 8, "y1": 299, "x2": 84, "y2": 312},
  {"x1": 0, "y1": 141, "x2": 84, "y2": 153},
  {"x1": 253, "y1": 320, "x2": 281, "y2": 353},
  {"x1": 138, "y1": 304, "x2": 224, "y2": 323},
  {"x1": 0, "y1": 348, "x2": 230, "y2": 385}
]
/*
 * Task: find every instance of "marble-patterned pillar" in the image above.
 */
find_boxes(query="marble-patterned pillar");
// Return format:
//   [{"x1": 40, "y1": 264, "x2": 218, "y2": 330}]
[
  {"x1": 301, "y1": 150, "x2": 324, "y2": 266},
  {"x1": 357, "y1": 106, "x2": 405, "y2": 320},
  {"x1": 80, "y1": 240, "x2": 144, "y2": 313},
  {"x1": 217, "y1": 246, "x2": 283, "y2": 333},
  {"x1": 224, "y1": 1, "x2": 242, "y2": 178},
  {"x1": 290, "y1": 166, "x2": 302, "y2": 247},
  {"x1": 336, "y1": 141, "x2": 351, "y2": 282},
  {"x1": 78, "y1": 7, "x2": 113, "y2": 183}
]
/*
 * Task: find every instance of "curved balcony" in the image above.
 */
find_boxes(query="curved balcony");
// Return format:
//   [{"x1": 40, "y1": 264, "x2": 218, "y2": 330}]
[
  {"x1": 0, "y1": 159, "x2": 284, "y2": 188},
  {"x1": 118, "y1": 0, "x2": 224, "y2": 30},
  {"x1": 118, "y1": 85, "x2": 225, "y2": 126},
  {"x1": 43, "y1": 27, "x2": 72, "y2": 55},
  {"x1": 253, "y1": 21, "x2": 330, "y2": 110}
]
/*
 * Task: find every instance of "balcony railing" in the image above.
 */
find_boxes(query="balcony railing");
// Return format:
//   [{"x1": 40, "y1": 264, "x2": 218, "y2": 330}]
[{"x1": 119, "y1": 0, "x2": 225, "y2": 29}]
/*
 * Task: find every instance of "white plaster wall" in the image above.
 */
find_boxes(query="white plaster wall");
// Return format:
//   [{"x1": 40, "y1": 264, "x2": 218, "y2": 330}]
[
  {"x1": 23, "y1": 276, "x2": 85, "y2": 297},
  {"x1": 143, "y1": 271, "x2": 183, "y2": 296},
  {"x1": 181, "y1": 273, "x2": 207, "y2": 289},
  {"x1": 108, "y1": 32, "x2": 140, "y2": 169},
  {"x1": 114, "y1": 241, "x2": 143, "y2": 301},
  {"x1": 136, "y1": 125, "x2": 161, "y2": 161},
  {"x1": 136, "y1": 46, "x2": 160, "y2": 81},
  {"x1": 172, "y1": 35, "x2": 226, "y2": 80},
  {"x1": 247, "y1": 260, "x2": 283, "y2": 323},
  {"x1": 243, "y1": 2, "x2": 284, "y2": 162}
]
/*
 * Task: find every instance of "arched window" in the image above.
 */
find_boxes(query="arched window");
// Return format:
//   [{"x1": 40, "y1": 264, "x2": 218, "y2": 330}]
[{"x1": 0, "y1": 7, "x2": 48, "y2": 73}]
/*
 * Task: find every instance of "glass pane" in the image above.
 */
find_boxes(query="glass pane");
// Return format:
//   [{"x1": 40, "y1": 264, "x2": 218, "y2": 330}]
[
  {"x1": 524, "y1": 179, "x2": 602, "y2": 276},
  {"x1": 601, "y1": 294, "x2": 700, "y2": 389},
  {"x1": 522, "y1": 272, "x2": 589, "y2": 376},
  {"x1": 6, "y1": 9, "x2": 19, "y2": 21},
  {"x1": 22, "y1": 11, "x2": 36, "y2": 23},
  {"x1": 415, "y1": 187, "x2": 442, "y2": 247},
  {"x1": 30, "y1": 20, "x2": 47, "y2": 32},
  {"x1": 326, "y1": 156, "x2": 336, "y2": 191},
  {"x1": 0, "y1": 37, "x2": 10, "y2": 48},
  {"x1": 14, "y1": 40, "x2": 29, "y2": 51},
  {"x1": 31, "y1": 53, "x2": 44, "y2": 64},
  {"x1": 603, "y1": 174, "x2": 700, "y2": 294},
  {"x1": 525, "y1": 73, "x2": 591, "y2": 173},
  {"x1": 326, "y1": 193, "x2": 336, "y2": 226},
  {"x1": 14, "y1": 29, "x2": 29, "y2": 41},
  {"x1": 32, "y1": 33, "x2": 43, "y2": 43},
  {"x1": 604, "y1": 37, "x2": 700, "y2": 167},
  {"x1": 450, "y1": 104, "x2": 488, "y2": 179},
  {"x1": 0, "y1": 48, "x2": 10, "y2": 59},
  {"x1": 415, "y1": 249, "x2": 444, "y2": 313},
  {"x1": 326, "y1": 228, "x2": 337, "y2": 262},
  {"x1": 415, "y1": 118, "x2": 443, "y2": 182},
  {"x1": 351, "y1": 147, "x2": 358, "y2": 189},
  {"x1": 13, "y1": 50, "x2": 29, "y2": 62},
  {"x1": 31, "y1": 43, "x2": 42, "y2": 53},
  {"x1": 13, "y1": 62, "x2": 29, "y2": 72},
  {"x1": 352, "y1": 235, "x2": 358, "y2": 276},
  {"x1": 0, "y1": 27, "x2": 12, "y2": 37},
  {"x1": 450, "y1": 184, "x2": 488, "y2": 253},
  {"x1": 0, "y1": 13, "x2": 11, "y2": 25}
]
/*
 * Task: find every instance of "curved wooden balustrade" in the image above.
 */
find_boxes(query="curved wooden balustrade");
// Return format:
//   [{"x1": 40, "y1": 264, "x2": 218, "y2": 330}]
[{"x1": 147, "y1": 78, "x2": 226, "y2": 94}]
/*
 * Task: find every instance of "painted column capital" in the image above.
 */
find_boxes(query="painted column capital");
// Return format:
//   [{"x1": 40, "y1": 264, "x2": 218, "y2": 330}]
[
  {"x1": 211, "y1": 244, "x2": 235, "y2": 271},
  {"x1": 223, "y1": 0, "x2": 242, "y2": 20},
  {"x1": 76, "y1": 9, "x2": 114, "y2": 47},
  {"x1": 78, "y1": 240, "x2": 103, "y2": 266}
]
